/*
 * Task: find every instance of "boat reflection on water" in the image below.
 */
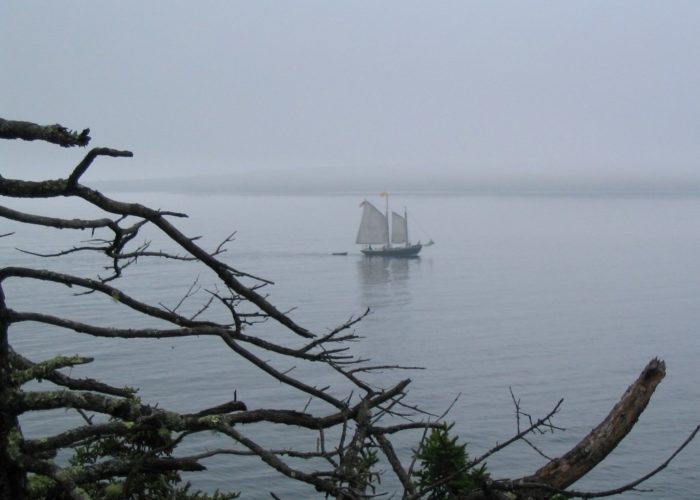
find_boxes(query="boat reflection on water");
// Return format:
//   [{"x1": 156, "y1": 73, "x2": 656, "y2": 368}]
[
  {"x1": 356, "y1": 255, "x2": 415, "y2": 285},
  {"x1": 354, "y1": 256, "x2": 423, "y2": 350},
  {"x1": 355, "y1": 256, "x2": 422, "y2": 313}
]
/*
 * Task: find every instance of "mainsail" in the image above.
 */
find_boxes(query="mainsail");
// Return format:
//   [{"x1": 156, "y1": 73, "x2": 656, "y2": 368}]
[
  {"x1": 391, "y1": 211, "x2": 408, "y2": 244},
  {"x1": 356, "y1": 201, "x2": 389, "y2": 244}
]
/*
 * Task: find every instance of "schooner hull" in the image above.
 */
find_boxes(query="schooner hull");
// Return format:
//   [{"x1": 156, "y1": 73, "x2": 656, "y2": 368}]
[{"x1": 361, "y1": 244, "x2": 422, "y2": 258}]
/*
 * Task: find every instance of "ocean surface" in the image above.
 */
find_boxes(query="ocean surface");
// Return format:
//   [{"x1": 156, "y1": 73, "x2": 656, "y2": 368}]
[{"x1": 4, "y1": 192, "x2": 700, "y2": 498}]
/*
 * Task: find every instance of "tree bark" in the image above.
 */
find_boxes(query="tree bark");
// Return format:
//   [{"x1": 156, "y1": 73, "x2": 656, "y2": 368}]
[
  {"x1": 0, "y1": 286, "x2": 27, "y2": 500},
  {"x1": 0, "y1": 118, "x2": 89, "y2": 147},
  {"x1": 523, "y1": 358, "x2": 666, "y2": 491}
]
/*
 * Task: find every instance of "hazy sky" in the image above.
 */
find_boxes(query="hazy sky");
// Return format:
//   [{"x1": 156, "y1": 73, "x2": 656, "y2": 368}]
[{"x1": 2, "y1": 1, "x2": 699, "y2": 185}]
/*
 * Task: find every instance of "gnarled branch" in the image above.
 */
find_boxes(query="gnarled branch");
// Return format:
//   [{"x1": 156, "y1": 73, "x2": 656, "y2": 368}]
[
  {"x1": 0, "y1": 118, "x2": 90, "y2": 147},
  {"x1": 524, "y1": 358, "x2": 666, "y2": 491}
]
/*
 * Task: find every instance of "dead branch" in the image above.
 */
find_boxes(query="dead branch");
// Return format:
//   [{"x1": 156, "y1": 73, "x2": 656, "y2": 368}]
[
  {"x1": 0, "y1": 118, "x2": 90, "y2": 147},
  {"x1": 490, "y1": 424, "x2": 700, "y2": 500},
  {"x1": 524, "y1": 358, "x2": 666, "y2": 491},
  {"x1": 0, "y1": 205, "x2": 118, "y2": 231},
  {"x1": 67, "y1": 147, "x2": 133, "y2": 186},
  {"x1": 565, "y1": 424, "x2": 700, "y2": 498},
  {"x1": 468, "y1": 399, "x2": 564, "y2": 471}
]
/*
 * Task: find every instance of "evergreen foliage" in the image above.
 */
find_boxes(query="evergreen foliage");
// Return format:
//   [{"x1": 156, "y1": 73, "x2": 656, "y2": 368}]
[{"x1": 413, "y1": 424, "x2": 486, "y2": 499}]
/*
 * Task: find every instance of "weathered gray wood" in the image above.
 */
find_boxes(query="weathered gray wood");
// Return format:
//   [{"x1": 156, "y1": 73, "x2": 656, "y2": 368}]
[{"x1": 525, "y1": 358, "x2": 666, "y2": 490}]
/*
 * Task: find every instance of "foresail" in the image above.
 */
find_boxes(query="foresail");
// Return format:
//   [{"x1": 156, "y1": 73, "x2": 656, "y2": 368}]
[
  {"x1": 391, "y1": 211, "x2": 407, "y2": 244},
  {"x1": 356, "y1": 201, "x2": 389, "y2": 244}
]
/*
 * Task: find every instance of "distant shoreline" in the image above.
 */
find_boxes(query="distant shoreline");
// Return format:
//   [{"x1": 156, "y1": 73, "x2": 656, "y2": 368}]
[{"x1": 94, "y1": 176, "x2": 700, "y2": 199}]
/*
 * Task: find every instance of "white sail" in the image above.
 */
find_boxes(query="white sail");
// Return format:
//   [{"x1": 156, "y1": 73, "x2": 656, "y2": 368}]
[
  {"x1": 391, "y1": 211, "x2": 408, "y2": 244},
  {"x1": 356, "y1": 201, "x2": 389, "y2": 244}
]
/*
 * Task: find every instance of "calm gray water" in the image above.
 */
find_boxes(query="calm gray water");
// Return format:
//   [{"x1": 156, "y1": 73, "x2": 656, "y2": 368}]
[{"x1": 4, "y1": 192, "x2": 699, "y2": 498}]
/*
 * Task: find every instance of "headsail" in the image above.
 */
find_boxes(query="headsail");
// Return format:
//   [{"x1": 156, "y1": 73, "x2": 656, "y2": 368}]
[
  {"x1": 356, "y1": 201, "x2": 389, "y2": 244},
  {"x1": 391, "y1": 211, "x2": 408, "y2": 244}
]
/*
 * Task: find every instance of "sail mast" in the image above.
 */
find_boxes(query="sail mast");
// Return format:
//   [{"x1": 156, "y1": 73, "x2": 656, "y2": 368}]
[
  {"x1": 383, "y1": 192, "x2": 390, "y2": 247},
  {"x1": 404, "y1": 207, "x2": 409, "y2": 247}
]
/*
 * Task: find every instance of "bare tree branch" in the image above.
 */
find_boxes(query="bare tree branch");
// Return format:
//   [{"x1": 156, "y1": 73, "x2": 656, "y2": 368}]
[
  {"x1": 67, "y1": 147, "x2": 133, "y2": 186},
  {"x1": 0, "y1": 205, "x2": 118, "y2": 231},
  {"x1": 0, "y1": 118, "x2": 90, "y2": 147},
  {"x1": 524, "y1": 358, "x2": 666, "y2": 491}
]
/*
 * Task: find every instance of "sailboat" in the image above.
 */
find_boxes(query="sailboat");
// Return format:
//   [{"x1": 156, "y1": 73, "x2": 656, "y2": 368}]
[{"x1": 356, "y1": 194, "x2": 423, "y2": 257}]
